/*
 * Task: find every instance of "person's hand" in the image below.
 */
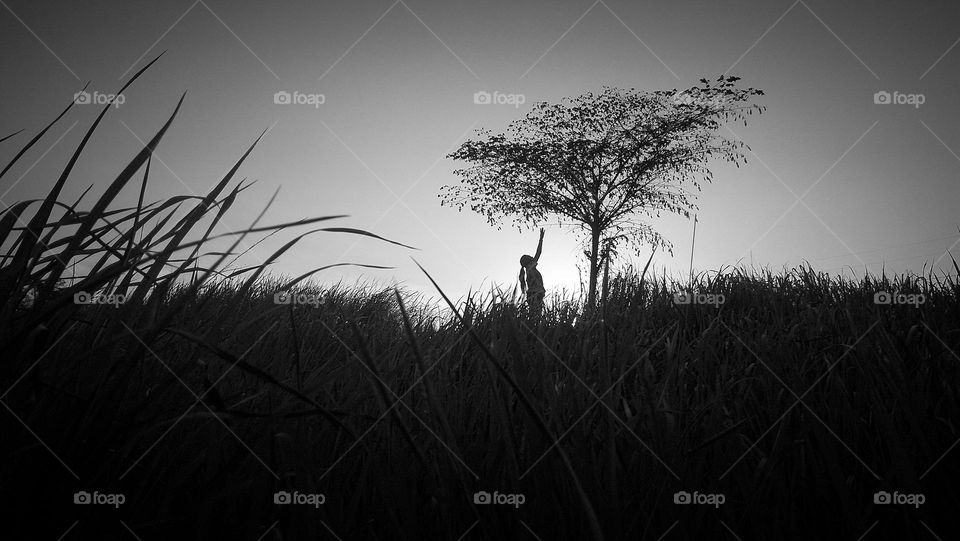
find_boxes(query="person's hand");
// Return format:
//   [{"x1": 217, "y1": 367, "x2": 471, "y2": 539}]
[{"x1": 539, "y1": 227, "x2": 545, "y2": 238}]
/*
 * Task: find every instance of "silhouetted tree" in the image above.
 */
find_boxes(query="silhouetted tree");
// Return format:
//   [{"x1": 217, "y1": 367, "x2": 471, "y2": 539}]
[{"x1": 441, "y1": 76, "x2": 765, "y2": 307}]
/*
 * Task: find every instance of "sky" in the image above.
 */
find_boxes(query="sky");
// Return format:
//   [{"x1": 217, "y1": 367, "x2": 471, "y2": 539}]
[{"x1": 1, "y1": 0, "x2": 959, "y2": 302}]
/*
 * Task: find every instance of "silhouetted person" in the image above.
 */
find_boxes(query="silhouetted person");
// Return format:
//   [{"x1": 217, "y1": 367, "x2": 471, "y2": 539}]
[{"x1": 519, "y1": 228, "x2": 545, "y2": 315}]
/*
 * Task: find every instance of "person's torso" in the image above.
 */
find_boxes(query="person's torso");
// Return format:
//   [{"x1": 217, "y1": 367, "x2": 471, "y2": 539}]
[{"x1": 526, "y1": 267, "x2": 544, "y2": 293}]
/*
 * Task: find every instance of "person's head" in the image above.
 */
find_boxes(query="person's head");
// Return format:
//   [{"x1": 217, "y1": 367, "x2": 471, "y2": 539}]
[{"x1": 519, "y1": 254, "x2": 534, "y2": 269}]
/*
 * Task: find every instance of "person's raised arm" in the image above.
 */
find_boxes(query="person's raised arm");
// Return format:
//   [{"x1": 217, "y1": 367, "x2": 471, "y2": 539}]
[{"x1": 533, "y1": 228, "x2": 544, "y2": 262}]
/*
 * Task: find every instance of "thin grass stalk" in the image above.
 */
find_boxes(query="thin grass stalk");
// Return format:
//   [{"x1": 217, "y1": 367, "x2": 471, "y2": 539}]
[
  {"x1": 349, "y1": 322, "x2": 428, "y2": 470},
  {"x1": 599, "y1": 246, "x2": 617, "y2": 525},
  {"x1": 165, "y1": 328, "x2": 356, "y2": 439},
  {"x1": 0, "y1": 129, "x2": 24, "y2": 144},
  {"x1": 415, "y1": 259, "x2": 607, "y2": 541},
  {"x1": 0, "y1": 89, "x2": 84, "y2": 180},
  {"x1": 393, "y1": 289, "x2": 460, "y2": 457},
  {"x1": 0, "y1": 55, "x2": 166, "y2": 305},
  {"x1": 287, "y1": 301, "x2": 302, "y2": 392},
  {"x1": 41, "y1": 93, "x2": 186, "y2": 293},
  {"x1": 129, "y1": 129, "x2": 265, "y2": 305}
]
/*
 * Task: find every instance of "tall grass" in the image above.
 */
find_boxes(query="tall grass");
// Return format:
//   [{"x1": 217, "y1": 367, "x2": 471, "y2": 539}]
[{"x1": 3, "y1": 59, "x2": 959, "y2": 540}]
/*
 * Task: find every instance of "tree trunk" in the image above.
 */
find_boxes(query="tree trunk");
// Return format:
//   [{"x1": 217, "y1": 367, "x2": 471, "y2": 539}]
[{"x1": 587, "y1": 226, "x2": 601, "y2": 307}]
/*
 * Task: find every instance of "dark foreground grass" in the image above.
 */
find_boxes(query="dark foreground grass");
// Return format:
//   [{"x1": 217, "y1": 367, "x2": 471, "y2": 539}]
[
  {"x1": 3, "y1": 266, "x2": 959, "y2": 540},
  {"x1": 3, "y1": 59, "x2": 959, "y2": 540}
]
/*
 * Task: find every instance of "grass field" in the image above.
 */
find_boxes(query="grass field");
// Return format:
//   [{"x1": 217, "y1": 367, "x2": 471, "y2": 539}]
[
  {"x1": 2, "y1": 62, "x2": 958, "y2": 540},
  {"x1": 4, "y1": 264, "x2": 959, "y2": 539}
]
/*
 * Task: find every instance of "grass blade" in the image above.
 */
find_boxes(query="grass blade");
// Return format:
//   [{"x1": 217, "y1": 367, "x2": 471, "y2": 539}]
[
  {"x1": 165, "y1": 328, "x2": 357, "y2": 440},
  {"x1": 414, "y1": 258, "x2": 606, "y2": 541}
]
